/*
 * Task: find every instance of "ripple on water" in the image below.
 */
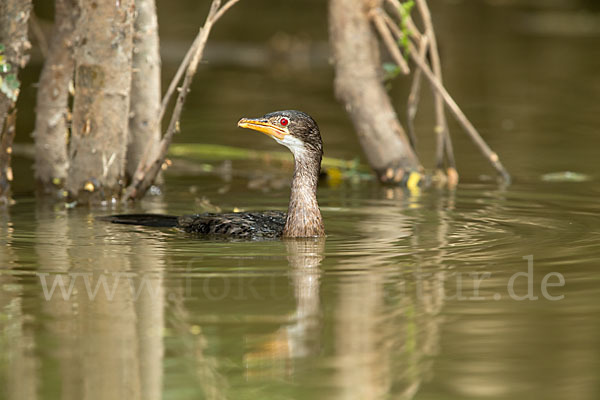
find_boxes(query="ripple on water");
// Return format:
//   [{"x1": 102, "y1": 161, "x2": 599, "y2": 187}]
[{"x1": 2, "y1": 180, "x2": 599, "y2": 400}]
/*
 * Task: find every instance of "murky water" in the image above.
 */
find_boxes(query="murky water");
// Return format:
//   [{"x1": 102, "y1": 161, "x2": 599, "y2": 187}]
[{"x1": 2, "y1": 1, "x2": 600, "y2": 399}]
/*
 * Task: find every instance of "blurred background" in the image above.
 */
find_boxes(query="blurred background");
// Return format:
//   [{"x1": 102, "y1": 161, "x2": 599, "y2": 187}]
[{"x1": 13, "y1": 0, "x2": 600, "y2": 190}]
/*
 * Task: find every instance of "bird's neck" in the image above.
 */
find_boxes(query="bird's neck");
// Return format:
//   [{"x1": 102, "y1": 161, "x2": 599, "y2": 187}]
[{"x1": 283, "y1": 152, "x2": 324, "y2": 237}]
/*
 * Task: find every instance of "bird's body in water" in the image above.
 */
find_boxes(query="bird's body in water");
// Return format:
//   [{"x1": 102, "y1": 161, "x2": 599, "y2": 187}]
[{"x1": 102, "y1": 110, "x2": 325, "y2": 239}]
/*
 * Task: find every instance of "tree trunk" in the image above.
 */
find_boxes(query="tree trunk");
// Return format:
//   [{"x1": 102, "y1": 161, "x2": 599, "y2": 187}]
[
  {"x1": 66, "y1": 0, "x2": 134, "y2": 202},
  {"x1": 0, "y1": 110, "x2": 16, "y2": 204},
  {"x1": 0, "y1": 0, "x2": 31, "y2": 204},
  {"x1": 127, "y1": 0, "x2": 161, "y2": 183},
  {"x1": 32, "y1": 0, "x2": 79, "y2": 194},
  {"x1": 329, "y1": 0, "x2": 421, "y2": 184}
]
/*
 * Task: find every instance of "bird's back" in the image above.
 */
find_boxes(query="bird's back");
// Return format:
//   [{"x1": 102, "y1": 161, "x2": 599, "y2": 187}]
[{"x1": 177, "y1": 211, "x2": 287, "y2": 239}]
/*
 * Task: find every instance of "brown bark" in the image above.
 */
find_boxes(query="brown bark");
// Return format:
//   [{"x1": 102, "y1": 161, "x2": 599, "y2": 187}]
[
  {"x1": 127, "y1": 0, "x2": 161, "y2": 182},
  {"x1": 66, "y1": 0, "x2": 134, "y2": 202},
  {"x1": 32, "y1": 0, "x2": 79, "y2": 193},
  {"x1": 329, "y1": 0, "x2": 420, "y2": 184},
  {"x1": 0, "y1": 0, "x2": 31, "y2": 203},
  {"x1": 0, "y1": 110, "x2": 16, "y2": 204}
]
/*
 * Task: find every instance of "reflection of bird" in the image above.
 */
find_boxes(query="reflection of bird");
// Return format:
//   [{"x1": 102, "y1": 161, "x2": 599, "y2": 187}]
[{"x1": 103, "y1": 110, "x2": 325, "y2": 239}]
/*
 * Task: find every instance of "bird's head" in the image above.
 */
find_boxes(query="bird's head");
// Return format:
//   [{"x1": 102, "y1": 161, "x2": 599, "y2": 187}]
[{"x1": 238, "y1": 110, "x2": 323, "y2": 158}]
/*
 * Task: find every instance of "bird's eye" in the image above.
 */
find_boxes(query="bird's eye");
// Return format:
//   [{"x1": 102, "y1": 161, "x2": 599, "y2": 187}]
[{"x1": 279, "y1": 117, "x2": 289, "y2": 126}]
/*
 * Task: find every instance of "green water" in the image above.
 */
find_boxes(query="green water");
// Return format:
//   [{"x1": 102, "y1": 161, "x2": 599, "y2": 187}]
[{"x1": 2, "y1": 1, "x2": 600, "y2": 399}]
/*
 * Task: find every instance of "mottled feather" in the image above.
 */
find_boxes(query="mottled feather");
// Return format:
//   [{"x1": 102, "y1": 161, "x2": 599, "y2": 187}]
[{"x1": 177, "y1": 211, "x2": 287, "y2": 239}]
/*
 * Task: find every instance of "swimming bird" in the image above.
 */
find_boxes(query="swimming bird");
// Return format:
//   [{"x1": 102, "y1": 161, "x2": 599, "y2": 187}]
[{"x1": 102, "y1": 110, "x2": 325, "y2": 239}]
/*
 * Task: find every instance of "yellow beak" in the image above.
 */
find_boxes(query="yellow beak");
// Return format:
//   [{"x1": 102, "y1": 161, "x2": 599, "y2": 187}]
[{"x1": 237, "y1": 118, "x2": 289, "y2": 140}]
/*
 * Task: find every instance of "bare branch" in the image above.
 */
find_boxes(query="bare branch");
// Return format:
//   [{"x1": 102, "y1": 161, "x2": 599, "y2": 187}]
[
  {"x1": 370, "y1": 9, "x2": 410, "y2": 75},
  {"x1": 406, "y1": 35, "x2": 427, "y2": 149},
  {"x1": 385, "y1": 0, "x2": 424, "y2": 42},
  {"x1": 378, "y1": 5, "x2": 509, "y2": 181},
  {"x1": 407, "y1": 40, "x2": 510, "y2": 181},
  {"x1": 381, "y1": 2, "x2": 491, "y2": 182},
  {"x1": 158, "y1": 0, "x2": 241, "y2": 130},
  {"x1": 415, "y1": 0, "x2": 457, "y2": 181},
  {"x1": 158, "y1": 34, "x2": 199, "y2": 123},
  {"x1": 380, "y1": 9, "x2": 417, "y2": 46},
  {"x1": 213, "y1": 0, "x2": 240, "y2": 23},
  {"x1": 378, "y1": 9, "x2": 424, "y2": 149},
  {"x1": 123, "y1": 0, "x2": 241, "y2": 201}
]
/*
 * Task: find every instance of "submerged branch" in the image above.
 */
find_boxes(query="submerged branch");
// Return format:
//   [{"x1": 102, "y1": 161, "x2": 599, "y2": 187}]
[{"x1": 123, "y1": 0, "x2": 240, "y2": 201}]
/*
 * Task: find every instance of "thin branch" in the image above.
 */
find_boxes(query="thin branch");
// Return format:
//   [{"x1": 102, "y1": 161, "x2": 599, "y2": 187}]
[
  {"x1": 380, "y1": 10, "x2": 425, "y2": 149},
  {"x1": 158, "y1": 0, "x2": 240, "y2": 126},
  {"x1": 415, "y1": 0, "x2": 457, "y2": 180},
  {"x1": 212, "y1": 0, "x2": 240, "y2": 23},
  {"x1": 380, "y1": 10, "x2": 421, "y2": 52},
  {"x1": 370, "y1": 10, "x2": 510, "y2": 182},
  {"x1": 385, "y1": 0, "x2": 423, "y2": 42},
  {"x1": 370, "y1": 9, "x2": 410, "y2": 75},
  {"x1": 406, "y1": 35, "x2": 427, "y2": 150},
  {"x1": 123, "y1": 0, "x2": 240, "y2": 201},
  {"x1": 409, "y1": 43, "x2": 510, "y2": 181},
  {"x1": 384, "y1": 2, "x2": 457, "y2": 183},
  {"x1": 158, "y1": 33, "x2": 200, "y2": 123}
]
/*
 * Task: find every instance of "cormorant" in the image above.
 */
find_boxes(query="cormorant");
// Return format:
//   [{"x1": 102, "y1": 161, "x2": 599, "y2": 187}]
[{"x1": 102, "y1": 110, "x2": 325, "y2": 239}]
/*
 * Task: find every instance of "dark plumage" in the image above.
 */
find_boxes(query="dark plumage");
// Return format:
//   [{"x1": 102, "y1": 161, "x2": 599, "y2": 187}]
[
  {"x1": 101, "y1": 110, "x2": 325, "y2": 239},
  {"x1": 178, "y1": 211, "x2": 287, "y2": 238}
]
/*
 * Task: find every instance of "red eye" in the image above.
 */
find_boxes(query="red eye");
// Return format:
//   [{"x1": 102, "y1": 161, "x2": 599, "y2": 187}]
[{"x1": 280, "y1": 117, "x2": 289, "y2": 126}]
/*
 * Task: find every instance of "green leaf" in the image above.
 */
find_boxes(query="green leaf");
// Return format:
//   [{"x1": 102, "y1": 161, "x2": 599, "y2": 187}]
[
  {"x1": 0, "y1": 43, "x2": 4, "y2": 53},
  {"x1": 396, "y1": 0, "x2": 415, "y2": 59},
  {"x1": 1, "y1": 73, "x2": 19, "y2": 101},
  {"x1": 383, "y1": 62, "x2": 400, "y2": 74},
  {"x1": 5, "y1": 73, "x2": 18, "y2": 90},
  {"x1": 383, "y1": 62, "x2": 402, "y2": 81}
]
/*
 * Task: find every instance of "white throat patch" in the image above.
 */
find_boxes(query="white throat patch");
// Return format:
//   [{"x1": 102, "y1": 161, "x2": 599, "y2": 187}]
[{"x1": 274, "y1": 134, "x2": 306, "y2": 157}]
